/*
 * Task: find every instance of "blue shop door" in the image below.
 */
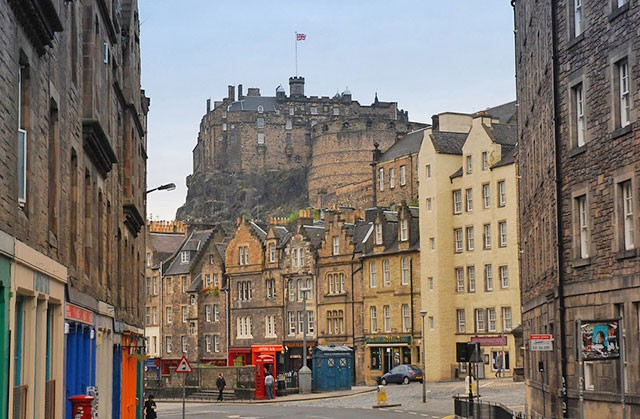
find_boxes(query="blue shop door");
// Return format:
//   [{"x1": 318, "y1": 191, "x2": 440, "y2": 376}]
[
  {"x1": 65, "y1": 325, "x2": 94, "y2": 419},
  {"x1": 325, "y1": 358, "x2": 337, "y2": 391},
  {"x1": 112, "y1": 345, "x2": 122, "y2": 419},
  {"x1": 337, "y1": 357, "x2": 350, "y2": 390}
]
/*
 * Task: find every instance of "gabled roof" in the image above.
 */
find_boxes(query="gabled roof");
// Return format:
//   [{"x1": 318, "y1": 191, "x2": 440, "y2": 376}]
[
  {"x1": 353, "y1": 222, "x2": 373, "y2": 253},
  {"x1": 486, "y1": 123, "x2": 517, "y2": 146},
  {"x1": 379, "y1": 128, "x2": 426, "y2": 162},
  {"x1": 492, "y1": 144, "x2": 518, "y2": 168},
  {"x1": 249, "y1": 221, "x2": 268, "y2": 241},
  {"x1": 149, "y1": 233, "x2": 185, "y2": 267},
  {"x1": 484, "y1": 101, "x2": 517, "y2": 124},
  {"x1": 187, "y1": 274, "x2": 202, "y2": 293},
  {"x1": 430, "y1": 131, "x2": 468, "y2": 155},
  {"x1": 163, "y1": 229, "x2": 214, "y2": 276},
  {"x1": 302, "y1": 225, "x2": 326, "y2": 248},
  {"x1": 227, "y1": 96, "x2": 279, "y2": 112}
]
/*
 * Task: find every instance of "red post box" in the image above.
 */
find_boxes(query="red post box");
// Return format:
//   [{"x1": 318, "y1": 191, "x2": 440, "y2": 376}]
[{"x1": 68, "y1": 395, "x2": 94, "y2": 419}]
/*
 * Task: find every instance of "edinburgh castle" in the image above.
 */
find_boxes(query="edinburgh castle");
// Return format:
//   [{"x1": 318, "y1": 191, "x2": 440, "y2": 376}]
[{"x1": 177, "y1": 77, "x2": 426, "y2": 226}]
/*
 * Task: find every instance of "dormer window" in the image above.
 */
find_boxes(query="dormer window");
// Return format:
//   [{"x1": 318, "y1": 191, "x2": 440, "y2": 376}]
[
  {"x1": 257, "y1": 105, "x2": 264, "y2": 113},
  {"x1": 269, "y1": 243, "x2": 276, "y2": 263},
  {"x1": 180, "y1": 251, "x2": 190, "y2": 264},
  {"x1": 400, "y1": 218, "x2": 408, "y2": 241},
  {"x1": 332, "y1": 236, "x2": 340, "y2": 255},
  {"x1": 375, "y1": 223, "x2": 383, "y2": 245}
]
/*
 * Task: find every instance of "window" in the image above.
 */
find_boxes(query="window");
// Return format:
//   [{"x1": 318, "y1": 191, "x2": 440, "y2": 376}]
[
  {"x1": 182, "y1": 276, "x2": 188, "y2": 293},
  {"x1": 338, "y1": 273, "x2": 345, "y2": 293},
  {"x1": 453, "y1": 190, "x2": 462, "y2": 214},
  {"x1": 426, "y1": 164, "x2": 432, "y2": 178},
  {"x1": 617, "y1": 59, "x2": 631, "y2": 128},
  {"x1": 573, "y1": 83, "x2": 586, "y2": 147},
  {"x1": 389, "y1": 168, "x2": 396, "y2": 189},
  {"x1": 456, "y1": 268, "x2": 465, "y2": 292},
  {"x1": 166, "y1": 307, "x2": 172, "y2": 324},
  {"x1": 166, "y1": 277, "x2": 173, "y2": 294},
  {"x1": 257, "y1": 105, "x2": 264, "y2": 114},
  {"x1": 205, "y1": 335, "x2": 212, "y2": 353},
  {"x1": 213, "y1": 274, "x2": 220, "y2": 287},
  {"x1": 383, "y1": 259, "x2": 390, "y2": 287},
  {"x1": 400, "y1": 165, "x2": 407, "y2": 185},
  {"x1": 617, "y1": 0, "x2": 627, "y2": 7},
  {"x1": 488, "y1": 308, "x2": 497, "y2": 332},
  {"x1": 288, "y1": 311, "x2": 296, "y2": 335},
  {"x1": 307, "y1": 311, "x2": 315, "y2": 334},
  {"x1": 214, "y1": 335, "x2": 220, "y2": 352},
  {"x1": 181, "y1": 306, "x2": 188, "y2": 323},
  {"x1": 269, "y1": 243, "x2": 276, "y2": 262},
  {"x1": 370, "y1": 306, "x2": 377, "y2": 332},
  {"x1": 166, "y1": 336, "x2": 173, "y2": 353},
  {"x1": 454, "y1": 228, "x2": 463, "y2": 253},
  {"x1": 401, "y1": 257, "x2": 409, "y2": 285},
  {"x1": 466, "y1": 155, "x2": 472, "y2": 174},
  {"x1": 310, "y1": 107, "x2": 318, "y2": 115},
  {"x1": 146, "y1": 278, "x2": 151, "y2": 296},
  {"x1": 457, "y1": 310, "x2": 466, "y2": 333},
  {"x1": 576, "y1": 195, "x2": 589, "y2": 259},
  {"x1": 285, "y1": 119, "x2": 292, "y2": 130},
  {"x1": 297, "y1": 278, "x2": 306, "y2": 301},
  {"x1": 400, "y1": 218, "x2": 408, "y2": 241},
  {"x1": 257, "y1": 117, "x2": 265, "y2": 129},
  {"x1": 375, "y1": 223, "x2": 383, "y2": 245},
  {"x1": 18, "y1": 64, "x2": 28, "y2": 205},
  {"x1": 573, "y1": 0, "x2": 583, "y2": 37},
  {"x1": 288, "y1": 280, "x2": 296, "y2": 301},
  {"x1": 426, "y1": 198, "x2": 432, "y2": 211},
  {"x1": 468, "y1": 266, "x2": 476, "y2": 293},
  {"x1": 257, "y1": 133, "x2": 265, "y2": 145},
  {"x1": 370, "y1": 261, "x2": 377, "y2": 288},
  {"x1": 485, "y1": 264, "x2": 493, "y2": 291},
  {"x1": 265, "y1": 316, "x2": 276, "y2": 337},
  {"x1": 236, "y1": 316, "x2": 253, "y2": 338},
  {"x1": 620, "y1": 181, "x2": 635, "y2": 250},
  {"x1": 482, "y1": 151, "x2": 489, "y2": 170},
  {"x1": 181, "y1": 251, "x2": 190, "y2": 264},
  {"x1": 205, "y1": 305, "x2": 212, "y2": 322},
  {"x1": 237, "y1": 281, "x2": 253, "y2": 301},
  {"x1": 181, "y1": 336, "x2": 188, "y2": 353},
  {"x1": 475, "y1": 309, "x2": 486, "y2": 332},
  {"x1": 466, "y1": 226, "x2": 474, "y2": 251},
  {"x1": 266, "y1": 279, "x2": 276, "y2": 299},
  {"x1": 189, "y1": 321, "x2": 196, "y2": 335},
  {"x1": 378, "y1": 168, "x2": 384, "y2": 191},
  {"x1": 502, "y1": 307, "x2": 513, "y2": 331},
  {"x1": 482, "y1": 184, "x2": 490, "y2": 208},
  {"x1": 383, "y1": 305, "x2": 391, "y2": 332},
  {"x1": 204, "y1": 274, "x2": 212, "y2": 288},
  {"x1": 292, "y1": 248, "x2": 304, "y2": 268},
  {"x1": 152, "y1": 307, "x2": 158, "y2": 324},
  {"x1": 222, "y1": 123, "x2": 227, "y2": 131},
  {"x1": 327, "y1": 310, "x2": 344, "y2": 335},
  {"x1": 328, "y1": 273, "x2": 334, "y2": 294},
  {"x1": 333, "y1": 107, "x2": 340, "y2": 115},
  {"x1": 332, "y1": 236, "x2": 339, "y2": 255},
  {"x1": 499, "y1": 221, "x2": 507, "y2": 247},
  {"x1": 498, "y1": 181, "x2": 506, "y2": 207},
  {"x1": 428, "y1": 277, "x2": 434, "y2": 290},
  {"x1": 402, "y1": 304, "x2": 410, "y2": 332},
  {"x1": 190, "y1": 294, "x2": 196, "y2": 305},
  {"x1": 298, "y1": 311, "x2": 305, "y2": 333},
  {"x1": 213, "y1": 304, "x2": 220, "y2": 322},
  {"x1": 289, "y1": 106, "x2": 295, "y2": 115},
  {"x1": 500, "y1": 265, "x2": 509, "y2": 288},
  {"x1": 429, "y1": 237, "x2": 435, "y2": 250},
  {"x1": 483, "y1": 224, "x2": 492, "y2": 249},
  {"x1": 466, "y1": 189, "x2": 473, "y2": 212},
  {"x1": 238, "y1": 246, "x2": 249, "y2": 265},
  {"x1": 146, "y1": 307, "x2": 151, "y2": 325}
]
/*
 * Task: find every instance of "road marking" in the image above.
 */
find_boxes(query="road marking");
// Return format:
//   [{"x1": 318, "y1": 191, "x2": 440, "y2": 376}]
[{"x1": 408, "y1": 412, "x2": 418, "y2": 415}]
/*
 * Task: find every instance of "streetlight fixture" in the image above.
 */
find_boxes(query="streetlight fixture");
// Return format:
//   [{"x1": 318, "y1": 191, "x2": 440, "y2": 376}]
[
  {"x1": 420, "y1": 309, "x2": 428, "y2": 403},
  {"x1": 299, "y1": 287, "x2": 312, "y2": 394},
  {"x1": 145, "y1": 183, "x2": 176, "y2": 195}
]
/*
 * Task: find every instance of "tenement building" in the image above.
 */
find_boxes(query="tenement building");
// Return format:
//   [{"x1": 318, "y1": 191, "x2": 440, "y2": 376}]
[
  {"x1": 0, "y1": 1, "x2": 148, "y2": 418},
  {"x1": 177, "y1": 78, "x2": 425, "y2": 228},
  {"x1": 514, "y1": 1, "x2": 640, "y2": 417},
  {"x1": 418, "y1": 104, "x2": 520, "y2": 382}
]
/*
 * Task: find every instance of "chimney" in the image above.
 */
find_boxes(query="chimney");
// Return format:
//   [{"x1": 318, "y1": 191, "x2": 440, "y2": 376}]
[
  {"x1": 228, "y1": 85, "x2": 235, "y2": 101},
  {"x1": 431, "y1": 114, "x2": 440, "y2": 131},
  {"x1": 238, "y1": 84, "x2": 243, "y2": 100},
  {"x1": 289, "y1": 76, "x2": 305, "y2": 98},
  {"x1": 247, "y1": 88, "x2": 261, "y2": 97},
  {"x1": 206, "y1": 98, "x2": 211, "y2": 113}
]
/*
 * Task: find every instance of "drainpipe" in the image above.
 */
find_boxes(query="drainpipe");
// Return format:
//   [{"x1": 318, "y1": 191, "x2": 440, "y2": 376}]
[{"x1": 351, "y1": 243, "x2": 363, "y2": 384}]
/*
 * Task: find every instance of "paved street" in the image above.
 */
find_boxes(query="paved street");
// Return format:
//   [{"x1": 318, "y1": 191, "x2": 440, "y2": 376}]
[{"x1": 157, "y1": 378, "x2": 525, "y2": 418}]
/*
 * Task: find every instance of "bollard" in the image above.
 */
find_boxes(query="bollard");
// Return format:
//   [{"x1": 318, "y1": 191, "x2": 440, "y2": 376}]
[{"x1": 372, "y1": 384, "x2": 401, "y2": 409}]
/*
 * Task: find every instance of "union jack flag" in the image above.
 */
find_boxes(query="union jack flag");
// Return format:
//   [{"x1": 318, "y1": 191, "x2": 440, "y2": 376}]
[{"x1": 296, "y1": 33, "x2": 306, "y2": 41}]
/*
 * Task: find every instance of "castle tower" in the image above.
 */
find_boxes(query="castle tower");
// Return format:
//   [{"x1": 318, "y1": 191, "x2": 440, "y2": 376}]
[{"x1": 289, "y1": 76, "x2": 305, "y2": 98}]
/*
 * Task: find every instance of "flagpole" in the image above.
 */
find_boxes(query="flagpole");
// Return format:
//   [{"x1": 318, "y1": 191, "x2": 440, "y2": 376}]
[{"x1": 295, "y1": 31, "x2": 298, "y2": 76}]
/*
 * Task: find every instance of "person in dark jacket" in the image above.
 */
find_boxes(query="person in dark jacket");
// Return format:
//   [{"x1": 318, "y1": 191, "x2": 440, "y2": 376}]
[
  {"x1": 216, "y1": 373, "x2": 226, "y2": 401},
  {"x1": 144, "y1": 394, "x2": 157, "y2": 418}
]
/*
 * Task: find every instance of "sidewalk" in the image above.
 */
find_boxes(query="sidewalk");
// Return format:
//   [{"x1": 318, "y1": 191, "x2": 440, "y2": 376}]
[{"x1": 251, "y1": 386, "x2": 375, "y2": 404}]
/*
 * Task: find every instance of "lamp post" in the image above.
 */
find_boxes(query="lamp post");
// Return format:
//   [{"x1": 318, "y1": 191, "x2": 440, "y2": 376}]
[
  {"x1": 299, "y1": 287, "x2": 312, "y2": 394},
  {"x1": 420, "y1": 309, "x2": 428, "y2": 403},
  {"x1": 145, "y1": 182, "x2": 176, "y2": 195}
]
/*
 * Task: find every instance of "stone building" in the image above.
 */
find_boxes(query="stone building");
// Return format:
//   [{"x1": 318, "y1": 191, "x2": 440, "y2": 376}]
[
  {"x1": 0, "y1": 0, "x2": 148, "y2": 418},
  {"x1": 514, "y1": 1, "x2": 640, "y2": 417},
  {"x1": 177, "y1": 77, "x2": 425, "y2": 228},
  {"x1": 418, "y1": 105, "x2": 520, "y2": 382},
  {"x1": 361, "y1": 205, "x2": 421, "y2": 385},
  {"x1": 315, "y1": 208, "x2": 371, "y2": 385}
]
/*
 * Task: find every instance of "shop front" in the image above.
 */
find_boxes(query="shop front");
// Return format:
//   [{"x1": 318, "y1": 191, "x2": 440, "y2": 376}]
[
  {"x1": 121, "y1": 327, "x2": 145, "y2": 419},
  {"x1": 228, "y1": 347, "x2": 251, "y2": 366},
  {"x1": 365, "y1": 336, "x2": 413, "y2": 384},
  {"x1": 251, "y1": 344, "x2": 284, "y2": 372},
  {"x1": 0, "y1": 253, "x2": 10, "y2": 419},
  {"x1": 283, "y1": 341, "x2": 315, "y2": 373},
  {"x1": 65, "y1": 303, "x2": 97, "y2": 419}
]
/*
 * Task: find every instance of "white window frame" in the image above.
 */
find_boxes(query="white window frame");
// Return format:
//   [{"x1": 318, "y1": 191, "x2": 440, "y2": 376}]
[
  {"x1": 402, "y1": 304, "x2": 410, "y2": 333},
  {"x1": 454, "y1": 228, "x2": 463, "y2": 253},
  {"x1": 468, "y1": 266, "x2": 476, "y2": 293},
  {"x1": 401, "y1": 257, "x2": 409, "y2": 285},
  {"x1": 475, "y1": 309, "x2": 486, "y2": 332},
  {"x1": 622, "y1": 181, "x2": 635, "y2": 250},
  {"x1": 453, "y1": 190, "x2": 462, "y2": 214},
  {"x1": 288, "y1": 311, "x2": 296, "y2": 335},
  {"x1": 482, "y1": 184, "x2": 490, "y2": 209},
  {"x1": 466, "y1": 226, "x2": 474, "y2": 251},
  {"x1": 400, "y1": 165, "x2": 407, "y2": 185},
  {"x1": 619, "y1": 60, "x2": 630, "y2": 128},
  {"x1": 166, "y1": 307, "x2": 172, "y2": 324},
  {"x1": 499, "y1": 221, "x2": 507, "y2": 247},
  {"x1": 332, "y1": 236, "x2": 339, "y2": 255},
  {"x1": 166, "y1": 336, "x2": 173, "y2": 353},
  {"x1": 181, "y1": 251, "x2": 190, "y2": 264},
  {"x1": 383, "y1": 305, "x2": 391, "y2": 332},
  {"x1": 466, "y1": 188, "x2": 473, "y2": 212},
  {"x1": 498, "y1": 181, "x2": 506, "y2": 207},
  {"x1": 483, "y1": 224, "x2": 492, "y2": 249},
  {"x1": 466, "y1": 155, "x2": 472, "y2": 174},
  {"x1": 457, "y1": 309, "x2": 466, "y2": 333},
  {"x1": 214, "y1": 335, "x2": 220, "y2": 352},
  {"x1": 370, "y1": 306, "x2": 377, "y2": 332},
  {"x1": 265, "y1": 315, "x2": 276, "y2": 338},
  {"x1": 389, "y1": 168, "x2": 396, "y2": 189},
  {"x1": 182, "y1": 306, "x2": 187, "y2": 323},
  {"x1": 205, "y1": 335, "x2": 212, "y2": 352},
  {"x1": 205, "y1": 305, "x2": 212, "y2": 322},
  {"x1": 456, "y1": 268, "x2": 465, "y2": 293},
  {"x1": 488, "y1": 308, "x2": 497, "y2": 332},
  {"x1": 578, "y1": 195, "x2": 589, "y2": 259},
  {"x1": 400, "y1": 218, "x2": 408, "y2": 241},
  {"x1": 379, "y1": 168, "x2": 384, "y2": 191},
  {"x1": 370, "y1": 261, "x2": 377, "y2": 288},
  {"x1": 574, "y1": 0, "x2": 583, "y2": 37},
  {"x1": 181, "y1": 336, "x2": 188, "y2": 353},
  {"x1": 383, "y1": 259, "x2": 390, "y2": 287},
  {"x1": 257, "y1": 133, "x2": 265, "y2": 145},
  {"x1": 500, "y1": 265, "x2": 509, "y2": 288},
  {"x1": 375, "y1": 223, "x2": 383, "y2": 245},
  {"x1": 574, "y1": 83, "x2": 585, "y2": 147},
  {"x1": 502, "y1": 307, "x2": 513, "y2": 331},
  {"x1": 482, "y1": 151, "x2": 489, "y2": 170},
  {"x1": 269, "y1": 243, "x2": 276, "y2": 262},
  {"x1": 485, "y1": 264, "x2": 494, "y2": 291},
  {"x1": 257, "y1": 117, "x2": 265, "y2": 129},
  {"x1": 214, "y1": 304, "x2": 220, "y2": 322}
]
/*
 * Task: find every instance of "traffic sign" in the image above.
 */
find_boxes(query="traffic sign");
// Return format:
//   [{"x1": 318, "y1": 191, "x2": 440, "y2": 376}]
[
  {"x1": 176, "y1": 355, "x2": 193, "y2": 373},
  {"x1": 530, "y1": 334, "x2": 553, "y2": 351}
]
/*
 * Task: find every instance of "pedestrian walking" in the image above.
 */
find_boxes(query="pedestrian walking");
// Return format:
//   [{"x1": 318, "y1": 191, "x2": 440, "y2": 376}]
[
  {"x1": 264, "y1": 371, "x2": 275, "y2": 399},
  {"x1": 143, "y1": 394, "x2": 157, "y2": 419},
  {"x1": 216, "y1": 372, "x2": 226, "y2": 401},
  {"x1": 495, "y1": 352, "x2": 503, "y2": 378}
]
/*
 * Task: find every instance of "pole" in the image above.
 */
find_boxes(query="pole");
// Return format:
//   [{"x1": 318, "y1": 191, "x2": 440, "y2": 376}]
[
  {"x1": 577, "y1": 320, "x2": 584, "y2": 419},
  {"x1": 500, "y1": 330, "x2": 505, "y2": 378},
  {"x1": 420, "y1": 310, "x2": 427, "y2": 403},
  {"x1": 182, "y1": 372, "x2": 186, "y2": 419},
  {"x1": 295, "y1": 32, "x2": 298, "y2": 77},
  {"x1": 302, "y1": 289, "x2": 307, "y2": 369},
  {"x1": 619, "y1": 317, "x2": 626, "y2": 419}
]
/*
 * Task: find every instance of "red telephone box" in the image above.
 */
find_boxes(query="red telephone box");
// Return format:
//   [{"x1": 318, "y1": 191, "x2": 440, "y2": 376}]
[
  {"x1": 68, "y1": 395, "x2": 94, "y2": 419},
  {"x1": 254, "y1": 354, "x2": 276, "y2": 399}
]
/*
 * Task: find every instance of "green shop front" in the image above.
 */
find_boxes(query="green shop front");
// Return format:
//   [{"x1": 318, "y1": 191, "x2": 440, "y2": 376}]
[{"x1": 365, "y1": 335, "x2": 415, "y2": 385}]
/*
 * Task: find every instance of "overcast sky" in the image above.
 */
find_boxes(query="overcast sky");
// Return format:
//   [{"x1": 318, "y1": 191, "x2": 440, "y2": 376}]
[{"x1": 140, "y1": 0, "x2": 516, "y2": 221}]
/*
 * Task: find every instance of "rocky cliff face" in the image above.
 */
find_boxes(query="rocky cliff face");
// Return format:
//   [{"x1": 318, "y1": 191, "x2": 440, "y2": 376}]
[{"x1": 176, "y1": 168, "x2": 308, "y2": 230}]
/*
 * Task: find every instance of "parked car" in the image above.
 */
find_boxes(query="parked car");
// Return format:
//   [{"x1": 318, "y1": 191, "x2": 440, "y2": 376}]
[{"x1": 378, "y1": 364, "x2": 424, "y2": 385}]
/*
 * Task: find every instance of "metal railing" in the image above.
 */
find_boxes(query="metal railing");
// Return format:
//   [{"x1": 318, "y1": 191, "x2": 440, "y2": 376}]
[{"x1": 453, "y1": 395, "x2": 525, "y2": 419}]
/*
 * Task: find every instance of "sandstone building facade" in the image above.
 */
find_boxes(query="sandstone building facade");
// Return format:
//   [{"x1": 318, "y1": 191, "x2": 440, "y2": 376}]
[
  {"x1": 515, "y1": 1, "x2": 640, "y2": 417},
  {"x1": 0, "y1": 0, "x2": 148, "y2": 417}
]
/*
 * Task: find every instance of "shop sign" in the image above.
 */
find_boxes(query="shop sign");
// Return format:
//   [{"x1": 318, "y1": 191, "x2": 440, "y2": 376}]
[
  {"x1": 252, "y1": 345, "x2": 283, "y2": 352},
  {"x1": 530, "y1": 334, "x2": 553, "y2": 351},
  {"x1": 365, "y1": 335, "x2": 411, "y2": 345},
  {"x1": 65, "y1": 303, "x2": 94, "y2": 325},
  {"x1": 470, "y1": 336, "x2": 507, "y2": 346}
]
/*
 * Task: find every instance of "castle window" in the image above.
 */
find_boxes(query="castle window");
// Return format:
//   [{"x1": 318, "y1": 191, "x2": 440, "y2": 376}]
[
  {"x1": 285, "y1": 120, "x2": 292, "y2": 130},
  {"x1": 257, "y1": 105, "x2": 264, "y2": 113},
  {"x1": 257, "y1": 133, "x2": 265, "y2": 145},
  {"x1": 289, "y1": 106, "x2": 295, "y2": 115},
  {"x1": 310, "y1": 107, "x2": 318, "y2": 115},
  {"x1": 572, "y1": 0, "x2": 583, "y2": 37},
  {"x1": 257, "y1": 117, "x2": 265, "y2": 129},
  {"x1": 333, "y1": 107, "x2": 339, "y2": 115}
]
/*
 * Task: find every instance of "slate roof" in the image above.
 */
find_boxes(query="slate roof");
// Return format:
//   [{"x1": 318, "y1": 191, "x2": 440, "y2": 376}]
[
  {"x1": 450, "y1": 167, "x2": 463, "y2": 180},
  {"x1": 227, "y1": 96, "x2": 279, "y2": 112},
  {"x1": 484, "y1": 101, "x2": 517, "y2": 124},
  {"x1": 492, "y1": 144, "x2": 518, "y2": 168},
  {"x1": 430, "y1": 131, "x2": 468, "y2": 155},
  {"x1": 187, "y1": 274, "x2": 202, "y2": 293},
  {"x1": 353, "y1": 222, "x2": 373, "y2": 253},
  {"x1": 379, "y1": 128, "x2": 426, "y2": 162},
  {"x1": 250, "y1": 222, "x2": 268, "y2": 241},
  {"x1": 486, "y1": 123, "x2": 517, "y2": 146},
  {"x1": 149, "y1": 233, "x2": 185, "y2": 267},
  {"x1": 163, "y1": 230, "x2": 214, "y2": 276},
  {"x1": 302, "y1": 225, "x2": 326, "y2": 248}
]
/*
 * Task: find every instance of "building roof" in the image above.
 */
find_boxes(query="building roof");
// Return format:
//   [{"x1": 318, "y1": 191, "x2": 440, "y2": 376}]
[
  {"x1": 302, "y1": 225, "x2": 326, "y2": 248},
  {"x1": 450, "y1": 167, "x2": 463, "y2": 179},
  {"x1": 484, "y1": 101, "x2": 517, "y2": 124},
  {"x1": 486, "y1": 123, "x2": 517, "y2": 146},
  {"x1": 163, "y1": 229, "x2": 214, "y2": 276},
  {"x1": 149, "y1": 233, "x2": 185, "y2": 267},
  {"x1": 430, "y1": 131, "x2": 468, "y2": 155},
  {"x1": 492, "y1": 144, "x2": 518, "y2": 168},
  {"x1": 227, "y1": 96, "x2": 279, "y2": 112},
  {"x1": 378, "y1": 128, "x2": 426, "y2": 162}
]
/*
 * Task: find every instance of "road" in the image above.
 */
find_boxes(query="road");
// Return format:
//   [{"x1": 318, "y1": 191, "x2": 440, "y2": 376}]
[{"x1": 156, "y1": 378, "x2": 525, "y2": 418}]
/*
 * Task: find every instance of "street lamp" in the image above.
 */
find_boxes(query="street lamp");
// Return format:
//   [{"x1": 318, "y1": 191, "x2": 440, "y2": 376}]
[
  {"x1": 145, "y1": 183, "x2": 176, "y2": 195},
  {"x1": 299, "y1": 286, "x2": 312, "y2": 394},
  {"x1": 420, "y1": 309, "x2": 428, "y2": 403}
]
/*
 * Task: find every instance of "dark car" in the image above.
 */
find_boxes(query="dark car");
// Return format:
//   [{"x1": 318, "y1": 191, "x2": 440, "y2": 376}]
[{"x1": 378, "y1": 364, "x2": 424, "y2": 385}]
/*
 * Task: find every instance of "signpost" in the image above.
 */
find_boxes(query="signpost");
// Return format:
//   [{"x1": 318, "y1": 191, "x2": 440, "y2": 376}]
[
  {"x1": 530, "y1": 334, "x2": 553, "y2": 351},
  {"x1": 176, "y1": 356, "x2": 192, "y2": 419}
]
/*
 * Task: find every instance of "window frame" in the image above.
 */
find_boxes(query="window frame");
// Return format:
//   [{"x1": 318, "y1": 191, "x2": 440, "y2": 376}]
[
  {"x1": 400, "y1": 165, "x2": 407, "y2": 185},
  {"x1": 454, "y1": 228, "x2": 463, "y2": 253},
  {"x1": 453, "y1": 190, "x2": 462, "y2": 214},
  {"x1": 465, "y1": 188, "x2": 473, "y2": 212},
  {"x1": 457, "y1": 309, "x2": 466, "y2": 333},
  {"x1": 482, "y1": 183, "x2": 490, "y2": 209}
]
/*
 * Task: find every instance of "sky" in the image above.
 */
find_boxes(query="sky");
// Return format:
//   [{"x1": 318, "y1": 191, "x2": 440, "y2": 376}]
[{"x1": 140, "y1": 0, "x2": 516, "y2": 221}]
